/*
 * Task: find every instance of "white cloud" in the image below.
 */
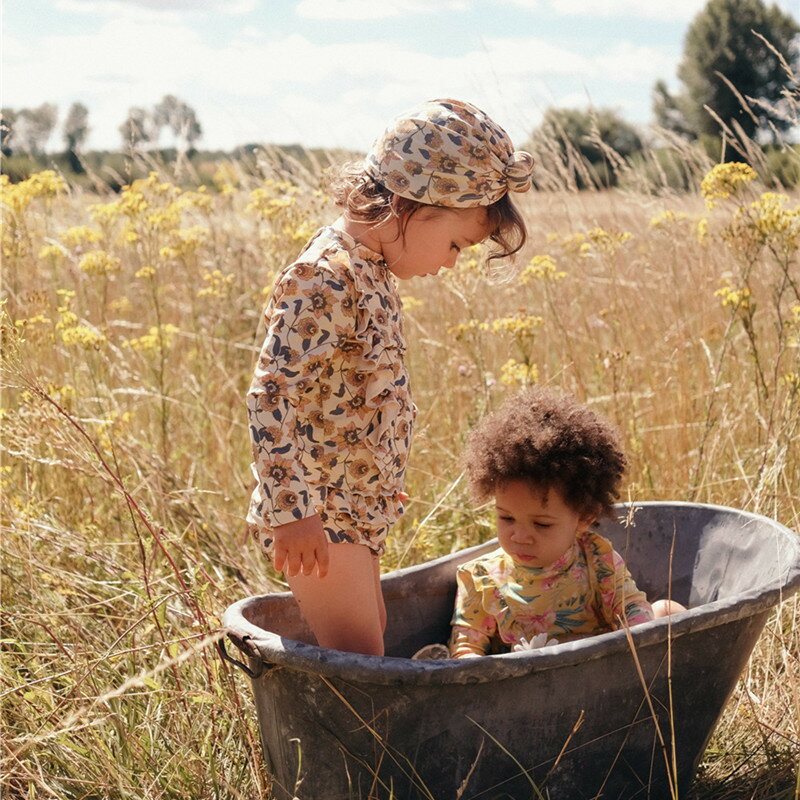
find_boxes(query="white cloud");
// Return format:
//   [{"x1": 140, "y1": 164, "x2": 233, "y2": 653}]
[
  {"x1": 547, "y1": 0, "x2": 706, "y2": 21},
  {"x1": 2, "y1": 13, "x2": 676, "y2": 153},
  {"x1": 295, "y1": 0, "x2": 433, "y2": 20},
  {"x1": 53, "y1": 0, "x2": 256, "y2": 15}
]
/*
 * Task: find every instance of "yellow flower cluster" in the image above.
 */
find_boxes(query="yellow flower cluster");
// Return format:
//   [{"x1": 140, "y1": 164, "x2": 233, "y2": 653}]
[
  {"x1": 248, "y1": 180, "x2": 301, "y2": 218},
  {"x1": 197, "y1": 269, "x2": 235, "y2": 298},
  {"x1": 283, "y1": 220, "x2": 316, "y2": 242},
  {"x1": 553, "y1": 232, "x2": 591, "y2": 258},
  {"x1": 500, "y1": 358, "x2": 539, "y2": 387},
  {"x1": 89, "y1": 173, "x2": 212, "y2": 243},
  {"x1": 160, "y1": 226, "x2": 209, "y2": 261},
  {"x1": 491, "y1": 313, "x2": 544, "y2": 337},
  {"x1": 649, "y1": 210, "x2": 689, "y2": 230},
  {"x1": 519, "y1": 255, "x2": 566, "y2": 283},
  {"x1": 586, "y1": 227, "x2": 633, "y2": 253},
  {"x1": 61, "y1": 225, "x2": 103, "y2": 248},
  {"x1": 38, "y1": 244, "x2": 66, "y2": 261},
  {"x1": 715, "y1": 282, "x2": 752, "y2": 312},
  {"x1": 700, "y1": 162, "x2": 757, "y2": 209},
  {"x1": 54, "y1": 289, "x2": 105, "y2": 349},
  {"x1": 213, "y1": 163, "x2": 241, "y2": 194},
  {"x1": 122, "y1": 323, "x2": 180, "y2": 352},
  {"x1": 748, "y1": 192, "x2": 800, "y2": 250},
  {"x1": 448, "y1": 319, "x2": 489, "y2": 337},
  {"x1": 1, "y1": 170, "x2": 67, "y2": 213},
  {"x1": 78, "y1": 250, "x2": 121, "y2": 277}
]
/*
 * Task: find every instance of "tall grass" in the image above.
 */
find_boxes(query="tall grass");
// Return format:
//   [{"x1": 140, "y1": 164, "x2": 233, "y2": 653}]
[{"x1": 2, "y1": 127, "x2": 799, "y2": 799}]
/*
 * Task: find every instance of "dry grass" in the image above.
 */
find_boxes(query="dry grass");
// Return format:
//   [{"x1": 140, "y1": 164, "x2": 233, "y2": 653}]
[{"x1": 2, "y1": 145, "x2": 799, "y2": 799}]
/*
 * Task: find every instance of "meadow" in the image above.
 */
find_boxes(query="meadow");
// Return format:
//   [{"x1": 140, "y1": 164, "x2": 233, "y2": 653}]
[{"x1": 2, "y1": 145, "x2": 799, "y2": 799}]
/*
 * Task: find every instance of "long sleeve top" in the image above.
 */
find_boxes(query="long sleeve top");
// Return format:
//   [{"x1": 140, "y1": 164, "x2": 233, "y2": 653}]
[
  {"x1": 449, "y1": 529, "x2": 653, "y2": 657},
  {"x1": 246, "y1": 226, "x2": 415, "y2": 541}
]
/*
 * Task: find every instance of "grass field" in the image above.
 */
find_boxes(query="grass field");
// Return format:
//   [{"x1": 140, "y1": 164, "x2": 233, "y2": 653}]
[{"x1": 2, "y1": 152, "x2": 799, "y2": 799}]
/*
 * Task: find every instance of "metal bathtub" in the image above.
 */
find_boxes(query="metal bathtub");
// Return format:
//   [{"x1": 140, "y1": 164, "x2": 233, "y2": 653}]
[{"x1": 221, "y1": 502, "x2": 800, "y2": 800}]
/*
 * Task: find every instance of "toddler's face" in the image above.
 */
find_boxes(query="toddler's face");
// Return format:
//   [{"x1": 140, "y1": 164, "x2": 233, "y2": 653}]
[
  {"x1": 494, "y1": 480, "x2": 595, "y2": 568},
  {"x1": 382, "y1": 206, "x2": 491, "y2": 280}
]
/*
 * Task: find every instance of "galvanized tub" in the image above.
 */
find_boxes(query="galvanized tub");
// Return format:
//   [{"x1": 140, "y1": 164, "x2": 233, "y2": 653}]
[{"x1": 221, "y1": 502, "x2": 800, "y2": 800}]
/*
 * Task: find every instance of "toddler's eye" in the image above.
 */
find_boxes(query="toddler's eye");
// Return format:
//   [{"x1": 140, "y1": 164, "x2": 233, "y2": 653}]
[
  {"x1": 450, "y1": 243, "x2": 460, "y2": 252},
  {"x1": 497, "y1": 515, "x2": 513, "y2": 522},
  {"x1": 534, "y1": 523, "x2": 552, "y2": 529}
]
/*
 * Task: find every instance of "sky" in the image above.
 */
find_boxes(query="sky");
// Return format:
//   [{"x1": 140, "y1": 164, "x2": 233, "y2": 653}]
[{"x1": 3, "y1": 0, "x2": 798, "y2": 154}]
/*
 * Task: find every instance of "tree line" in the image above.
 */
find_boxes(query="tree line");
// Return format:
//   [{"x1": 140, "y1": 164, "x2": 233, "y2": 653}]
[
  {"x1": 2, "y1": 0, "x2": 797, "y2": 187},
  {"x1": 1, "y1": 94, "x2": 202, "y2": 171}
]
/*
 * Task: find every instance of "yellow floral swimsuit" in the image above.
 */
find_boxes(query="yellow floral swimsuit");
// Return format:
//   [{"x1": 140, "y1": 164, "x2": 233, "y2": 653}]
[
  {"x1": 246, "y1": 226, "x2": 415, "y2": 558},
  {"x1": 449, "y1": 530, "x2": 654, "y2": 657}
]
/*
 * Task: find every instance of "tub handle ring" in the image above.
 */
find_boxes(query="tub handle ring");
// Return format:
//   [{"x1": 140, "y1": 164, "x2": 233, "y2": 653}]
[{"x1": 217, "y1": 636, "x2": 267, "y2": 680}]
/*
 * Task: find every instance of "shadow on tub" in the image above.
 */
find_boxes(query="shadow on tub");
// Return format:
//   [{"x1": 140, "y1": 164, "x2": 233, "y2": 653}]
[{"x1": 220, "y1": 501, "x2": 800, "y2": 800}]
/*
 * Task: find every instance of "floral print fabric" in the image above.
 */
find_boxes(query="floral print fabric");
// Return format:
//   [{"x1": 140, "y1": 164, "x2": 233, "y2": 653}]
[
  {"x1": 365, "y1": 98, "x2": 534, "y2": 208},
  {"x1": 449, "y1": 529, "x2": 653, "y2": 657},
  {"x1": 246, "y1": 226, "x2": 415, "y2": 557}
]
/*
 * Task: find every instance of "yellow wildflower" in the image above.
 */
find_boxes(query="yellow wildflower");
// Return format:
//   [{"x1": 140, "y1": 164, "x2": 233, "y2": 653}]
[
  {"x1": 649, "y1": 210, "x2": 689, "y2": 230},
  {"x1": 448, "y1": 319, "x2": 490, "y2": 337},
  {"x1": 700, "y1": 162, "x2": 757, "y2": 209},
  {"x1": 519, "y1": 255, "x2": 566, "y2": 283},
  {"x1": 748, "y1": 192, "x2": 800, "y2": 251},
  {"x1": 558, "y1": 233, "x2": 591, "y2": 258},
  {"x1": 61, "y1": 226, "x2": 102, "y2": 248},
  {"x1": 60, "y1": 324, "x2": 106, "y2": 349},
  {"x1": 38, "y1": 243, "x2": 66, "y2": 260},
  {"x1": 197, "y1": 270, "x2": 235, "y2": 298},
  {"x1": 122, "y1": 323, "x2": 180, "y2": 352},
  {"x1": 159, "y1": 226, "x2": 208, "y2": 261},
  {"x1": 491, "y1": 313, "x2": 544, "y2": 337},
  {"x1": 78, "y1": 250, "x2": 121, "y2": 277},
  {"x1": 695, "y1": 217, "x2": 708, "y2": 245},
  {"x1": 135, "y1": 266, "x2": 157, "y2": 279},
  {"x1": 715, "y1": 282, "x2": 752, "y2": 312},
  {"x1": 586, "y1": 227, "x2": 633, "y2": 253},
  {"x1": 500, "y1": 358, "x2": 539, "y2": 387}
]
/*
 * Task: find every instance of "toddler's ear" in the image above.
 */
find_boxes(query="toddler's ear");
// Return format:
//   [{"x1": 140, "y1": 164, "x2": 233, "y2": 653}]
[{"x1": 579, "y1": 514, "x2": 597, "y2": 530}]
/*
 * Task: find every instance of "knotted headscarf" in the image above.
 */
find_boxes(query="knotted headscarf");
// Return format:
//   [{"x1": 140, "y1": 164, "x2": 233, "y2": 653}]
[{"x1": 365, "y1": 98, "x2": 534, "y2": 208}]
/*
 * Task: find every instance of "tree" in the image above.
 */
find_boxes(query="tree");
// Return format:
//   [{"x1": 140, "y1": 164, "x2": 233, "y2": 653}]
[
  {"x1": 530, "y1": 107, "x2": 643, "y2": 187},
  {"x1": 652, "y1": 80, "x2": 694, "y2": 139},
  {"x1": 153, "y1": 94, "x2": 202, "y2": 152},
  {"x1": 15, "y1": 103, "x2": 58, "y2": 156},
  {"x1": 119, "y1": 107, "x2": 153, "y2": 150},
  {"x1": 63, "y1": 102, "x2": 90, "y2": 173},
  {"x1": 666, "y1": 0, "x2": 799, "y2": 141},
  {"x1": 1, "y1": 108, "x2": 17, "y2": 156}
]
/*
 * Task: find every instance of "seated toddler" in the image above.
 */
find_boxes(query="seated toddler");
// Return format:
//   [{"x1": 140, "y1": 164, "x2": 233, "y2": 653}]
[{"x1": 449, "y1": 387, "x2": 683, "y2": 659}]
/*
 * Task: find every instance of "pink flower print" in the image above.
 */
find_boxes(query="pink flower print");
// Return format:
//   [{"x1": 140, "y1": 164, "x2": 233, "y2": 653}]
[
  {"x1": 569, "y1": 562, "x2": 588, "y2": 584},
  {"x1": 517, "y1": 609, "x2": 557, "y2": 635}
]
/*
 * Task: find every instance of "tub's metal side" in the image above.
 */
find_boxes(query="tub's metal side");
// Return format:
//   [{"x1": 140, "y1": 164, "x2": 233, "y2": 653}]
[{"x1": 251, "y1": 609, "x2": 772, "y2": 800}]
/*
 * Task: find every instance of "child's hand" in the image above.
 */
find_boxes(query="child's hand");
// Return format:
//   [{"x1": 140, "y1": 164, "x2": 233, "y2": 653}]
[
  {"x1": 512, "y1": 633, "x2": 558, "y2": 652},
  {"x1": 272, "y1": 515, "x2": 330, "y2": 578}
]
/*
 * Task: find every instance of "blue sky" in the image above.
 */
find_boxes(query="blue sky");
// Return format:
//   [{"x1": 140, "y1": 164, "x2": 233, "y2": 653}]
[{"x1": 4, "y1": 0, "x2": 798, "y2": 153}]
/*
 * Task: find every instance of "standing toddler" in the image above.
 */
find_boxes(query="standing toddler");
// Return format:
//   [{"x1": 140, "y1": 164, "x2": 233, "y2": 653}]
[{"x1": 246, "y1": 99, "x2": 534, "y2": 655}]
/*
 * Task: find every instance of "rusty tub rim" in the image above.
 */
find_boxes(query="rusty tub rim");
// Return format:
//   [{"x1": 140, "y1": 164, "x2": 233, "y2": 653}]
[{"x1": 222, "y1": 501, "x2": 800, "y2": 687}]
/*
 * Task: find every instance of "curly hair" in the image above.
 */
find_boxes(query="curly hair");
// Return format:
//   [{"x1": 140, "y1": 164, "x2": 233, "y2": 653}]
[
  {"x1": 463, "y1": 387, "x2": 627, "y2": 520},
  {"x1": 327, "y1": 161, "x2": 527, "y2": 263}
]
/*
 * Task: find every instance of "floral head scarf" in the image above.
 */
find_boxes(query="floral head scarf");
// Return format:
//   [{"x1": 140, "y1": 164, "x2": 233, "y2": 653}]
[{"x1": 365, "y1": 98, "x2": 534, "y2": 208}]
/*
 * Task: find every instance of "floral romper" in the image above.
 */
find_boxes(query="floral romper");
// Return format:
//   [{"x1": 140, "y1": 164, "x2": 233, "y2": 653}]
[
  {"x1": 246, "y1": 226, "x2": 416, "y2": 558},
  {"x1": 449, "y1": 529, "x2": 654, "y2": 657}
]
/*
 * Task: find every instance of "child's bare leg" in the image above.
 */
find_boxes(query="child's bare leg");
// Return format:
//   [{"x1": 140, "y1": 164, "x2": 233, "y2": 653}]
[
  {"x1": 652, "y1": 599, "x2": 686, "y2": 617},
  {"x1": 372, "y1": 553, "x2": 387, "y2": 634},
  {"x1": 287, "y1": 542, "x2": 385, "y2": 656}
]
